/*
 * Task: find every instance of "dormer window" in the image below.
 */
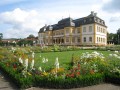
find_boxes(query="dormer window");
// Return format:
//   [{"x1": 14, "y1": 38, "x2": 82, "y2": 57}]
[
  {"x1": 44, "y1": 28, "x2": 46, "y2": 31},
  {"x1": 101, "y1": 21, "x2": 104, "y2": 25},
  {"x1": 49, "y1": 25, "x2": 53, "y2": 30},
  {"x1": 84, "y1": 19, "x2": 86, "y2": 23},
  {"x1": 94, "y1": 17, "x2": 97, "y2": 22},
  {"x1": 97, "y1": 19, "x2": 100, "y2": 23},
  {"x1": 89, "y1": 18, "x2": 92, "y2": 22}
]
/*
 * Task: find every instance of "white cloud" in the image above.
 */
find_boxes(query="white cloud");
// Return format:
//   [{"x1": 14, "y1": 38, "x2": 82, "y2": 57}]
[
  {"x1": 110, "y1": 16, "x2": 120, "y2": 22},
  {"x1": 102, "y1": 0, "x2": 112, "y2": 3},
  {"x1": 0, "y1": 0, "x2": 25, "y2": 6},
  {"x1": 0, "y1": 8, "x2": 47, "y2": 38},
  {"x1": 0, "y1": 7, "x2": 93, "y2": 38}
]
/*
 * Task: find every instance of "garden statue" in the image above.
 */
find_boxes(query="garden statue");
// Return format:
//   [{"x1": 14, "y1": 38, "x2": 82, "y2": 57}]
[{"x1": 55, "y1": 57, "x2": 59, "y2": 71}]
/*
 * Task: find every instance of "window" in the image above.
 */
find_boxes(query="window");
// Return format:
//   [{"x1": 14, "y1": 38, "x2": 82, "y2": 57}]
[
  {"x1": 84, "y1": 37, "x2": 86, "y2": 42},
  {"x1": 97, "y1": 37, "x2": 99, "y2": 42},
  {"x1": 66, "y1": 38, "x2": 69, "y2": 42},
  {"x1": 72, "y1": 37, "x2": 75, "y2": 42},
  {"x1": 89, "y1": 37, "x2": 92, "y2": 42},
  {"x1": 77, "y1": 37, "x2": 80, "y2": 42},
  {"x1": 99, "y1": 27, "x2": 100, "y2": 32},
  {"x1": 77, "y1": 28, "x2": 80, "y2": 33},
  {"x1": 99, "y1": 37, "x2": 100, "y2": 42},
  {"x1": 89, "y1": 18, "x2": 92, "y2": 22},
  {"x1": 83, "y1": 27, "x2": 86, "y2": 32},
  {"x1": 103, "y1": 29, "x2": 104, "y2": 33},
  {"x1": 66, "y1": 29, "x2": 69, "y2": 34},
  {"x1": 94, "y1": 17, "x2": 97, "y2": 22},
  {"x1": 101, "y1": 28, "x2": 102, "y2": 33},
  {"x1": 101, "y1": 38, "x2": 102, "y2": 42},
  {"x1": 72, "y1": 29, "x2": 75, "y2": 34},
  {"x1": 98, "y1": 19, "x2": 100, "y2": 23},
  {"x1": 97, "y1": 26, "x2": 99, "y2": 32},
  {"x1": 103, "y1": 29, "x2": 106, "y2": 33},
  {"x1": 89, "y1": 26, "x2": 92, "y2": 32},
  {"x1": 84, "y1": 19, "x2": 86, "y2": 23}
]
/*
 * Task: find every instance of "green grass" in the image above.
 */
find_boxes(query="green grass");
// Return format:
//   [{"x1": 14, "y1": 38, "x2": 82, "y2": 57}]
[{"x1": 34, "y1": 50, "x2": 114, "y2": 70}]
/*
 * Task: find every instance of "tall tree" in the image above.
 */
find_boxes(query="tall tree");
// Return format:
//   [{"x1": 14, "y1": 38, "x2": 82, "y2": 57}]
[
  {"x1": 0, "y1": 33, "x2": 3, "y2": 40},
  {"x1": 27, "y1": 34, "x2": 35, "y2": 39},
  {"x1": 117, "y1": 28, "x2": 120, "y2": 44}
]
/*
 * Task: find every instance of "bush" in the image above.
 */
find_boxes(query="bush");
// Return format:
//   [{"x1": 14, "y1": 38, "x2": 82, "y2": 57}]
[
  {"x1": 33, "y1": 73, "x2": 104, "y2": 89},
  {"x1": 105, "y1": 73, "x2": 120, "y2": 85}
]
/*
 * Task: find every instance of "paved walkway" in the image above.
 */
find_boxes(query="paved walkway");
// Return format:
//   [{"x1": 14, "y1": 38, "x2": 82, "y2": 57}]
[
  {"x1": 0, "y1": 71, "x2": 18, "y2": 90},
  {"x1": 0, "y1": 71, "x2": 120, "y2": 90}
]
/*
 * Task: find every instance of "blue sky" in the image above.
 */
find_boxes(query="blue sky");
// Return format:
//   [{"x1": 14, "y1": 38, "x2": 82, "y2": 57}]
[{"x1": 0, "y1": 0, "x2": 120, "y2": 38}]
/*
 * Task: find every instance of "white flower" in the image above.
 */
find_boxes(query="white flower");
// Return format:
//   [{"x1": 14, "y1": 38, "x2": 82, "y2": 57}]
[
  {"x1": 55, "y1": 57, "x2": 59, "y2": 69},
  {"x1": 32, "y1": 52, "x2": 35, "y2": 58},
  {"x1": 24, "y1": 59, "x2": 28, "y2": 70},
  {"x1": 31, "y1": 59, "x2": 34, "y2": 70},
  {"x1": 115, "y1": 51, "x2": 118, "y2": 53},
  {"x1": 38, "y1": 67, "x2": 42, "y2": 72},
  {"x1": 19, "y1": 57, "x2": 23, "y2": 64},
  {"x1": 109, "y1": 54, "x2": 113, "y2": 57},
  {"x1": 84, "y1": 62, "x2": 87, "y2": 65},
  {"x1": 117, "y1": 56, "x2": 120, "y2": 59},
  {"x1": 42, "y1": 57, "x2": 46, "y2": 63},
  {"x1": 113, "y1": 54, "x2": 118, "y2": 57},
  {"x1": 40, "y1": 54, "x2": 41, "y2": 57},
  {"x1": 46, "y1": 58, "x2": 48, "y2": 62}
]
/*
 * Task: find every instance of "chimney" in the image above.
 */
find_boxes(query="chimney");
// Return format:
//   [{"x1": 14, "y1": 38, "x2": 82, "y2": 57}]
[
  {"x1": 94, "y1": 13, "x2": 97, "y2": 16},
  {"x1": 91, "y1": 11, "x2": 94, "y2": 16}
]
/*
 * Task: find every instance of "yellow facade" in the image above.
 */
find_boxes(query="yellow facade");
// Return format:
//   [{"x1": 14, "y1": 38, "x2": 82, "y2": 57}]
[{"x1": 38, "y1": 12, "x2": 107, "y2": 46}]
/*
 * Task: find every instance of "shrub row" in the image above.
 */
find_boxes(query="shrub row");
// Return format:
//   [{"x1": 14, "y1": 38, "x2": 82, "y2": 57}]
[
  {"x1": 0, "y1": 62, "x2": 34, "y2": 88},
  {"x1": 105, "y1": 73, "x2": 120, "y2": 85},
  {"x1": 33, "y1": 73, "x2": 104, "y2": 89},
  {"x1": 0, "y1": 62, "x2": 105, "y2": 89},
  {"x1": 0, "y1": 61, "x2": 120, "y2": 89}
]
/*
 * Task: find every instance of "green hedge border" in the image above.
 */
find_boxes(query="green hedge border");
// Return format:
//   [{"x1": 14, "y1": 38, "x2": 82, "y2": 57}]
[
  {"x1": 0, "y1": 62, "x2": 105, "y2": 89},
  {"x1": 0, "y1": 62, "x2": 120, "y2": 89}
]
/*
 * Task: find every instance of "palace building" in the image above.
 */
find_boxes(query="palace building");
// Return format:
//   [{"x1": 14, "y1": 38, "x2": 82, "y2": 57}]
[{"x1": 38, "y1": 11, "x2": 107, "y2": 46}]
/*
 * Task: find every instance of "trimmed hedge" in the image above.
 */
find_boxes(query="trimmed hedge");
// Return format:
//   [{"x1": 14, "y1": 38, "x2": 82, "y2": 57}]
[
  {"x1": 0, "y1": 62, "x2": 120, "y2": 89},
  {"x1": 33, "y1": 73, "x2": 104, "y2": 89},
  {"x1": 0, "y1": 62, "x2": 105, "y2": 89},
  {"x1": 105, "y1": 73, "x2": 120, "y2": 85}
]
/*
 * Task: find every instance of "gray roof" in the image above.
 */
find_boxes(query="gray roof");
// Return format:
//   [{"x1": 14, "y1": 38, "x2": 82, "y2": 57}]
[{"x1": 39, "y1": 12, "x2": 107, "y2": 33}]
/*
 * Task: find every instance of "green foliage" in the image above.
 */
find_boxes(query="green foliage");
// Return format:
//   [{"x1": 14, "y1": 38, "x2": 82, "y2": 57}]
[
  {"x1": 105, "y1": 72, "x2": 120, "y2": 85},
  {"x1": 0, "y1": 33, "x2": 3, "y2": 40}
]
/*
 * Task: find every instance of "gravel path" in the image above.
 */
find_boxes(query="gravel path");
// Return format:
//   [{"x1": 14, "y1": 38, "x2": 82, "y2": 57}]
[
  {"x1": 0, "y1": 71, "x2": 120, "y2": 90},
  {"x1": 0, "y1": 71, "x2": 18, "y2": 90}
]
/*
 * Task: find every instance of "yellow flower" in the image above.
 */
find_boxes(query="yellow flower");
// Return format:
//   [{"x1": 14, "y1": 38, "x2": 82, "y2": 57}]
[
  {"x1": 51, "y1": 68, "x2": 64, "y2": 74},
  {"x1": 42, "y1": 72, "x2": 48, "y2": 76},
  {"x1": 27, "y1": 72, "x2": 32, "y2": 76}
]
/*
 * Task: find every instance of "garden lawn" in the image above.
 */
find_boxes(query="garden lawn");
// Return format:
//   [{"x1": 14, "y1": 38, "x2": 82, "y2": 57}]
[{"x1": 34, "y1": 50, "x2": 113, "y2": 70}]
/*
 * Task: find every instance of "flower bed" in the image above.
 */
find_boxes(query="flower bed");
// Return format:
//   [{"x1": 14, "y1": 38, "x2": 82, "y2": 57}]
[
  {"x1": 0, "y1": 62, "x2": 104, "y2": 89},
  {"x1": 0, "y1": 46, "x2": 120, "y2": 89}
]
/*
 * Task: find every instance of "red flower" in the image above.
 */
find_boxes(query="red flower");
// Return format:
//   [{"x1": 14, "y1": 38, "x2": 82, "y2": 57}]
[
  {"x1": 76, "y1": 72, "x2": 80, "y2": 75},
  {"x1": 78, "y1": 64, "x2": 80, "y2": 67},
  {"x1": 13, "y1": 64, "x2": 17, "y2": 68},
  {"x1": 90, "y1": 70, "x2": 94, "y2": 74},
  {"x1": 70, "y1": 73, "x2": 75, "y2": 78}
]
